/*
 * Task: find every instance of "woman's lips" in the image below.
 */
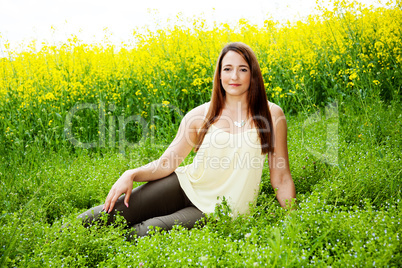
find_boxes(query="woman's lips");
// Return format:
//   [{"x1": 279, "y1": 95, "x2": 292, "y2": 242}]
[{"x1": 229, "y1": 84, "x2": 241, "y2": 87}]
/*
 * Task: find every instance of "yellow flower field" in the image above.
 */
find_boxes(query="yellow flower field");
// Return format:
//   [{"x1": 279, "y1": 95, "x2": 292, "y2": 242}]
[{"x1": 0, "y1": 0, "x2": 401, "y2": 151}]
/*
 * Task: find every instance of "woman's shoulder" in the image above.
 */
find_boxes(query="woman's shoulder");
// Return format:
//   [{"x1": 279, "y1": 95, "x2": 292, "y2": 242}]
[
  {"x1": 185, "y1": 102, "x2": 210, "y2": 118},
  {"x1": 268, "y1": 101, "x2": 285, "y2": 117},
  {"x1": 182, "y1": 102, "x2": 210, "y2": 129}
]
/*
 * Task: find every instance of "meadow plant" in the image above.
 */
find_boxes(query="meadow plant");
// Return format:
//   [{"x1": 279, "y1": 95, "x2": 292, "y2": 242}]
[{"x1": 0, "y1": 0, "x2": 401, "y2": 266}]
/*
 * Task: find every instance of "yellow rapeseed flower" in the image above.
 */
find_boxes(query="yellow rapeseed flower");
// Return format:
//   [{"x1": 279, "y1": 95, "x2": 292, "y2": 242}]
[
  {"x1": 349, "y1": 73, "x2": 358, "y2": 80},
  {"x1": 45, "y1": 92, "x2": 55, "y2": 100}
]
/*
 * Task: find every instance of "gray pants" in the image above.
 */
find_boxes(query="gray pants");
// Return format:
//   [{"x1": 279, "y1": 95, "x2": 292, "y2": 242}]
[{"x1": 77, "y1": 172, "x2": 204, "y2": 239}]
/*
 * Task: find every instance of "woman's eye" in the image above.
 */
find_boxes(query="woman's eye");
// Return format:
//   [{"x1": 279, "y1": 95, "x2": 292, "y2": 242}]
[
  {"x1": 223, "y1": 68, "x2": 231, "y2": 71},
  {"x1": 241, "y1": 68, "x2": 248, "y2": 72}
]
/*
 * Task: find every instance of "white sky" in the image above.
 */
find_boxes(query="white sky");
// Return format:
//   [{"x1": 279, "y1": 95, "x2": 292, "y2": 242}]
[{"x1": 0, "y1": 0, "x2": 385, "y2": 49}]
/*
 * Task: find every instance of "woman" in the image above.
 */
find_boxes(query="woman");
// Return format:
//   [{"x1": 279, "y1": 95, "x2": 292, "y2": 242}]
[{"x1": 78, "y1": 42, "x2": 296, "y2": 239}]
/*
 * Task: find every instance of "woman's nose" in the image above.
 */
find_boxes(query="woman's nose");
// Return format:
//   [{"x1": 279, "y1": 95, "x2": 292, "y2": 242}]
[{"x1": 231, "y1": 70, "x2": 238, "y2": 79}]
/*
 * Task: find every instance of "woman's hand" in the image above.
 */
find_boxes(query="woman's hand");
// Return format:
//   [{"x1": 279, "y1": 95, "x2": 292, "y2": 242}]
[{"x1": 103, "y1": 170, "x2": 135, "y2": 213}]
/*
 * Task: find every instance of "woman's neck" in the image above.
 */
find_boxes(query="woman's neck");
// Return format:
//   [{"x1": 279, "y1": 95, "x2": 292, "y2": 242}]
[{"x1": 224, "y1": 95, "x2": 249, "y2": 114}]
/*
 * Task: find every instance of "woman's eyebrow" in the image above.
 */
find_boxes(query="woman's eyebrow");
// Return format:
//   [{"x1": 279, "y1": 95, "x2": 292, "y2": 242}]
[{"x1": 222, "y1": 64, "x2": 249, "y2": 68}]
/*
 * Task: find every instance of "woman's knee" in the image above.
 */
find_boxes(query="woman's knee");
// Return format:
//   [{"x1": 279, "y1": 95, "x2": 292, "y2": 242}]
[
  {"x1": 77, "y1": 205, "x2": 104, "y2": 226},
  {"x1": 77, "y1": 204, "x2": 120, "y2": 226}
]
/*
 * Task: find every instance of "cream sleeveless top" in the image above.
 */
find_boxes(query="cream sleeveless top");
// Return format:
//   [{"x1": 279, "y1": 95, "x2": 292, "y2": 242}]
[{"x1": 175, "y1": 104, "x2": 272, "y2": 216}]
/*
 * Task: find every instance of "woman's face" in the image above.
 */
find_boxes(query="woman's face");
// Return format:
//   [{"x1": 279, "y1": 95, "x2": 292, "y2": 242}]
[{"x1": 220, "y1": 51, "x2": 251, "y2": 98}]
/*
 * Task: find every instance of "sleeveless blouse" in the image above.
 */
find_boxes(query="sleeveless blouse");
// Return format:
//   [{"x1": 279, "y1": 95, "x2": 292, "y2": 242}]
[{"x1": 175, "y1": 123, "x2": 267, "y2": 216}]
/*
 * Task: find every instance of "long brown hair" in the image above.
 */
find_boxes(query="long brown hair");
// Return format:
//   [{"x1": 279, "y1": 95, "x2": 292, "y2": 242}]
[{"x1": 195, "y1": 42, "x2": 273, "y2": 154}]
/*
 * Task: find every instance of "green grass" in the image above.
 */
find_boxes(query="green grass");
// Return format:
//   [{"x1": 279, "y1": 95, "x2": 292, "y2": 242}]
[
  {"x1": 1, "y1": 2, "x2": 401, "y2": 265},
  {"x1": 1, "y1": 98, "x2": 400, "y2": 267}
]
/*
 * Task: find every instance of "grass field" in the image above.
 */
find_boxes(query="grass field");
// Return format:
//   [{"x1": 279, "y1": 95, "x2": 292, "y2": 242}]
[{"x1": 1, "y1": 0, "x2": 401, "y2": 266}]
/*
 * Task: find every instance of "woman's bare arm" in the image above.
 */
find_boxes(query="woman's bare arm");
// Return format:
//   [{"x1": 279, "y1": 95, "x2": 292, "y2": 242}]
[
  {"x1": 268, "y1": 104, "x2": 296, "y2": 209},
  {"x1": 103, "y1": 103, "x2": 208, "y2": 213}
]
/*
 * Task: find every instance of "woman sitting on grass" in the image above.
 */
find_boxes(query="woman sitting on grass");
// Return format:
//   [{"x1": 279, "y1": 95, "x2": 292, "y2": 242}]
[{"x1": 78, "y1": 42, "x2": 296, "y2": 239}]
